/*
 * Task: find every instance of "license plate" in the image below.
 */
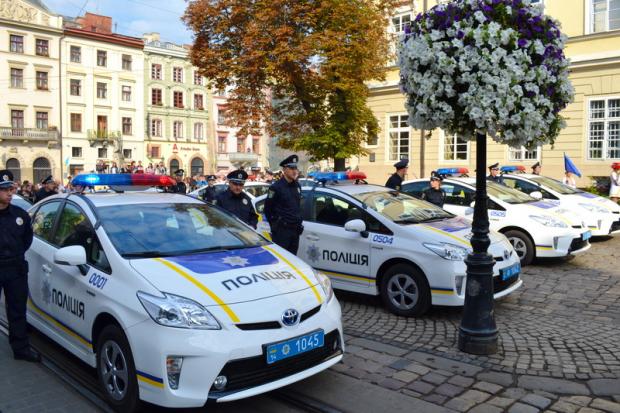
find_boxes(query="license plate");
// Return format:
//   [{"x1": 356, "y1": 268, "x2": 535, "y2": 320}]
[
  {"x1": 266, "y1": 330, "x2": 324, "y2": 364},
  {"x1": 582, "y1": 231, "x2": 592, "y2": 241},
  {"x1": 500, "y1": 262, "x2": 521, "y2": 281}
]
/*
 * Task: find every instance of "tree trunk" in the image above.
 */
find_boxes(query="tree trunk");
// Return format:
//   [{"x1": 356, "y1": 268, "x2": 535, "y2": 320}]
[{"x1": 334, "y1": 158, "x2": 346, "y2": 171}]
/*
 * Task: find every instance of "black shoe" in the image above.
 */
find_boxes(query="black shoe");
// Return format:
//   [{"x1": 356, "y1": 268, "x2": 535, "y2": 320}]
[{"x1": 14, "y1": 348, "x2": 41, "y2": 363}]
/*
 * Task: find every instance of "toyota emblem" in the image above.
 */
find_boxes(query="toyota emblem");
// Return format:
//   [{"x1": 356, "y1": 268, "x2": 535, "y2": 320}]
[{"x1": 281, "y1": 309, "x2": 300, "y2": 327}]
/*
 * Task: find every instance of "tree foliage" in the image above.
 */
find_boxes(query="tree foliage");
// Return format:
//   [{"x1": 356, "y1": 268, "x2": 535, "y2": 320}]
[{"x1": 184, "y1": 0, "x2": 396, "y2": 166}]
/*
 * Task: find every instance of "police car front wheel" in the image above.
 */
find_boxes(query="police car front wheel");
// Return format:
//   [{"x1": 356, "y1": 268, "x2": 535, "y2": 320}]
[
  {"x1": 96, "y1": 324, "x2": 141, "y2": 412},
  {"x1": 380, "y1": 264, "x2": 431, "y2": 317}
]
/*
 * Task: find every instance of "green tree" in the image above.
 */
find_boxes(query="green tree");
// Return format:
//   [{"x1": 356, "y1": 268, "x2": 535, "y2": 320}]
[{"x1": 184, "y1": 0, "x2": 396, "y2": 170}]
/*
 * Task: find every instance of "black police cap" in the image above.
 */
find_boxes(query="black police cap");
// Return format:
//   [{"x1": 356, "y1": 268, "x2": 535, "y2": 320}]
[
  {"x1": 488, "y1": 163, "x2": 500, "y2": 170},
  {"x1": 279, "y1": 155, "x2": 298, "y2": 168},
  {"x1": 430, "y1": 171, "x2": 443, "y2": 182},
  {"x1": 207, "y1": 175, "x2": 216, "y2": 181},
  {"x1": 227, "y1": 169, "x2": 248, "y2": 183},
  {"x1": 0, "y1": 169, "x2": 14, "y2": 188},
  {"x1": 175, "y1": 169, "x2": 185, "y2": 176},
  {"x1": 42, "y1": 175, "x2": 54, "y2": 184},
  {"x1": 532, "y1": 162, "x2": 541, "y2": 169},
  {"x1": 394, "y1": 159, "x2": 409, "y2": 170}
]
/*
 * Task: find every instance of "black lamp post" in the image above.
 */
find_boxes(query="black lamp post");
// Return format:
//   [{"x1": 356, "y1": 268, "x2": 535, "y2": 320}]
[{"x1": 458, "y1": 132, "x2": 498, "y2": 355}]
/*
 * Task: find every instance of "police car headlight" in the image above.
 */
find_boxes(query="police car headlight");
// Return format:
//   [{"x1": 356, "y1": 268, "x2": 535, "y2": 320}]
[
  {"x1": 578, "y1": 203, "x2": 608, "y2": 214},
  {"x1": 423, "y1": 242, "x2": 470, "y2": 261},
  {"x1": 314, "y1": 270, "x2": 334, "y2": 302},
  {"x1": 137, "y1": 291, "x2": 221, "y2": 330},
  {"x1": 529, "y1": 215, "x2": 568, "y2": 228}
]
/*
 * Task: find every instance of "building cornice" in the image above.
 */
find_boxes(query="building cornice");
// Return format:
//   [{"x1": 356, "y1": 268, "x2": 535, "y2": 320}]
[
  {"x1": 567, "y1": 29, "x2": 620, "y2": 43},
  {"x1": 64, "y1": 27, "x2": 143, "y2": 49}
]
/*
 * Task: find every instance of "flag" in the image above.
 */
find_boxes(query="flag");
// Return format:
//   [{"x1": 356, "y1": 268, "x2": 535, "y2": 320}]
[{"x1": 564, "y1": 153, "x2": 581, "y2": 178}]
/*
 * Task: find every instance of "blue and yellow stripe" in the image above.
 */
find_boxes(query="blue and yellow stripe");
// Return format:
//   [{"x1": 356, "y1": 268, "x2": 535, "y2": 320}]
[
  {"x1": 431, "y1": 287, "x2": 455, "y2": 295},
  {"x1": 136, "y1": 370, "x2": 164, "y2": 388},
  {"x1": 318, "y1": 268, "x2": 374, "y2": 284}
]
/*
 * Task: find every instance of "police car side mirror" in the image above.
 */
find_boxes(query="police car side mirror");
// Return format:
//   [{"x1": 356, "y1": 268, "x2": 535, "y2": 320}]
[
  {"x1": 54, "y1": 246, "x2": 87, "y2": 267},
  {"x1": 530, "y1": 191, "x2": 543, "y2": 200},
  {"x1": 470, "y1": 201, "x2": 475, "y2": 208},
  {"x1": 345, "y1": 219, "x2": 367, "y2": 238}
]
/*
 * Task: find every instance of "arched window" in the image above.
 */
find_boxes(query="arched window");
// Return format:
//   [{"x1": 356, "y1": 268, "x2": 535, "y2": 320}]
[
  {"x1": 190, "y1": 157, "x2": 204, "y2": 176},
  {"x1": 169, "y1": 159, "x2": 180, "y2": 175},
  {"x1": 6, "y1": 158, "x2": 21, "y2": 182},
  {"x1": 33, "y1": 157, "x2": 51, "y2": 184}
]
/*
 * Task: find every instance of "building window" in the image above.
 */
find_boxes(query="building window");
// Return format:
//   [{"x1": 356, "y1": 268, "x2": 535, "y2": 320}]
[
  {"x1": 194, "y1": 94, "x2": 204, "y2": 110},
  {"x1": 194, "y1": 71, "x2": 202, "y2": 85},
  {"x1": 6, "y1": 158, "x2": 21, "y2": 183},
  {"x1": 122, "y1": 117, "x2": 132, "y2": 135},
  {"x1": 237, "y1": 136, "x2": 246, "y2": 153},
  {"x1": 150, "y1": 119, "x2": 162, "y2": 137},
  {"x1": 173, "y1": 121, "x2": 183, "y2": 139},
  {"x1": 10, "y1": 68, "x2": 23, "y2": 88},
  {"x1": 392, "y1": 13, "x2": 412, "y2": 34},
  {"x1": 123, "y1": 149, "x2": 133, "y2": 159},
  {"x1": 591, "y1": 0, "x2": 620, "y2": 32},
  {"x1": 508, "y1": 146, "x2": 540, "y2": 161},
  {"x1": 70, "y1": 113, "x2": 82, "y2": 132},
  {"x1": 442, "y1": 133, "x2": 469, "y2": 161},
  {"x1": 122, "y1": 54, "x2": 132, "y2": 71},
  {"x1": 36, "y1": 112, "x2": 48, "y2": 129},
  {"x1": 252, "y1": 138, "x2": 260, "y2": 154},
  {"x1": 70, "y1": 79, "x2": 81, "y2": 96},
  {"x1": 218, "y1": 135, "x2": 227, "y2": 153},
  {"x1": 122, "y1": 85, "x2": 132, "y2": 102},
  {"x1": 151, "y1": 63, "x2": 162, "y2": 80},
  {"x1": 97, "y1": 115, "x2": 108, "y2": 136},
  {"x1": 151, "y1": 88, "x2": 162, "y2": 105},
  {"x1": 218, "y1": 108, "x2": 227, "y2": 125},
  {"x1": 194, "y1": 123, "x2": 203, "y2": 140},
  {"x1": 36, "y1": 71, "x2": 48, "y2": 90},
  {"x1": 588, "y1": 98, "x2": 620, "y2": 159},
  {"x1": 97, "y1": 50, "x2": 107, "y2": 67},
  {"x1": 70, "y1": 45, "x2": 81, "y2": 63},
  {"x1": 72, "y1": 147, "x2": 82, "y2": 157},
  {"x1": 173, "y1": 67, "x2": 183, "y2": 82},
  {"x1": 388, "y1": 114, "x2": 410, "y2": 161},
  {"x1": 35, "y1": 39, "x2": 49, "y2": 56},
  {"x1": 97, "y1": 82, "x2": 107, "y2": 99},
  {"x1": 11, "y1": 110, "x2": 24, "y2": 129},
  {"x1": 191, "y1": 157, "x2": 204, "y2": 176},
  {"x1": 148, "y1": 145, "x2": 161, "y2": 158},
  {"x1": 10, "y1": 35, "x2": 24, "y2": 53},
  {"x1": 170, "y1": 159, "x2": 180, "y2": 174},
  {"x1": 98, "y1": 148, "x2": 108, "y2": 158},
  {"x1": 173, "y1": 91, "x2": 184, "y2": 108}
]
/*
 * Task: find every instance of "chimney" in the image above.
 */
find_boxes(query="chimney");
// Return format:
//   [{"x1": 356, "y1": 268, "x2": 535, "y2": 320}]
[
  {"x1": 143, "y1": 32, "x2": 161, "y2": 43},
  {"x1": 76, "y1": 12, "x2": 113, "y2": 34}
]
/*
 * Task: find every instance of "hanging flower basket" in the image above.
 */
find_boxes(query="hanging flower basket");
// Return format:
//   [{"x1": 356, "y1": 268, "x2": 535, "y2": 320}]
[{"x1": 398, "y1": 0, "x2": 574, "y2": 147}]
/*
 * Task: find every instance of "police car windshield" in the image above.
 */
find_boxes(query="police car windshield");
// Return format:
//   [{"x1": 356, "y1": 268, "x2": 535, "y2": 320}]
[
  {"x1": 486, "y1": 182, "x2": 536, "y2": 204},
  {"x1": 98, "y1": 203, "x2": 268, "y2": 258},
  {"x1": 354, "y1": 191, "x2": 453, "y2": 223},
  {"x1": 530, "y1": 176, "x2": 579, "y2": 194}
]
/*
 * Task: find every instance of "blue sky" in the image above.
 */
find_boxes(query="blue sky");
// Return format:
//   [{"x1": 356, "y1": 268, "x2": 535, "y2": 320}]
[{"x1": 43, "y1": 0, "x2": 193, "y2": 44}]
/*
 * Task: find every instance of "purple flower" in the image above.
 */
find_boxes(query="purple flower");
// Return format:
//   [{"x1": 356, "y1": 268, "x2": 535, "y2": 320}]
[
  {"x1": 457, "y1": 30, "x2": 465, "y2": 39},
  {"x1": 518, "y1": 38, "x2": 528, "y2": 48},
  {"x1": 482, "y1": 4, "x2": 494, "y2": 14},
  {"x1": 404, "y1": 25, "x2": 412, "y2": 35}
]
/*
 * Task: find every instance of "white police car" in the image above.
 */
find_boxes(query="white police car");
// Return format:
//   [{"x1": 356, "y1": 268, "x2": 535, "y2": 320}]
[
  {"x1": 25, "y1": 174, "x2": 342, "y2": 411},
  {"x1": 189, "y1": 182, "x2": 270, "y2": 200},
  {"x1": 402, "y1": 170, "x2": 591, "y2": 266},
  {"x1": 253, "y1": 172, "x2": 522, "y2": 318},
  {"x1": 11, "y1": 193, "x2": 32, "y2": 210},
  {"x1": 499, "y1": 166, "x2": 620, "y2": 236}
]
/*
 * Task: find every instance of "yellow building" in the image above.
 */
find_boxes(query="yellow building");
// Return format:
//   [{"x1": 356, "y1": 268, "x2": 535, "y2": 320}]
[{"x1": 355, "y1": 0, "x2": 620, "y2": 188}]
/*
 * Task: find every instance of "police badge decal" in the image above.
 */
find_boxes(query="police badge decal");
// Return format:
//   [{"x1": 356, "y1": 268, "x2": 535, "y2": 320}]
[{"x1": 16, "y1": 217, "x2": 23, "y2": 226}]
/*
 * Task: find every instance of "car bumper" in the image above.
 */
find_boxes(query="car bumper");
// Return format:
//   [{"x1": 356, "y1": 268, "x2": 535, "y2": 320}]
[
  {"x1": 535, "y1": 229, "x2": 588, "y2": 257},
  {"x1": 126, "y1": 296, "x2": 343, "y2": 408}
]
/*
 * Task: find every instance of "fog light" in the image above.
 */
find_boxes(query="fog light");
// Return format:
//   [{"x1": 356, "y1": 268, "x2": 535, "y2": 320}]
[
  {"x1": 166, "y1": 356, "x2": 183, "y2": 390},
  {"x1": 213, "y1": 375, "x2": 228, "y2": 390},
  {"x1": 553, "y1": 236, "x2": 559, "y2": 250},
  {"x1": 455, "y1": 276, "x2": 466, "y2": 296}
]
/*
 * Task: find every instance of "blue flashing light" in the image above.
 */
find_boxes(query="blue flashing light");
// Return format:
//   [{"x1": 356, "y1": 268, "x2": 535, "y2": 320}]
[
  {"x1": 71, "y1": 173, "x2": 175, "y2": 187},
  {"x1": 436, "y1": 167, "x2": 469, "y2": 176},
  {"x1": 307, "y1": 171, "x2": 367, "y2": 182},
  {"x1": 500, "y1": 165, "x2": 526, "y2": 173}
]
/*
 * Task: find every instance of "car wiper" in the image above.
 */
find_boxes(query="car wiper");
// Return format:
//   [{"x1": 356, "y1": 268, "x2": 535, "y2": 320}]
[
  {"x1": 123, "y1": 251, "x2": 176, "y2": 258},
  {"x1": 394, "y1": 218, "x2": 421, "y2": 224},
  {"x1": 416, "y1": 216, "x2": 449, "y2": 223}
]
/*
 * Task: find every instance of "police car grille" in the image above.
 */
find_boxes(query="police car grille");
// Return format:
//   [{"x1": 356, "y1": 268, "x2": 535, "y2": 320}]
[
  {"x1": 235, "y1": 306, "x2": 322, "y2": 331},
  {"x1": 611, "y1": 220, "x2": 620, "y2": 232},
  {"x1": 569, "y1": 237, "x2": 588, "y2": 252},
  {"x1": 210, "y1": 330, "x2": 341, "y2": 394},
  {"x1": 299, "y1": 305, "x2": 321, "y2": 323},
  {"x1": 494, "y1": 275, "x2": 519, "y2": 295}
]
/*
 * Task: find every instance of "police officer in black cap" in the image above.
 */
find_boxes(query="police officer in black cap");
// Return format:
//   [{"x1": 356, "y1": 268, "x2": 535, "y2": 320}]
[
  {"x1": 170, "y1": 169, "x2": 187, "y2": 193},
  {"x1": 531, "y1": 162, "x2": 541, "y2": 175},
  {"x1": 487, "y1": 163, "x2": 505, "y2": 185},
  {"x1": 264, "y1": 155, "x2": 303, "y2": 254},
  {"x1": 422, "y1": 171, "x2": 446, "y2": 208},
  {"x1": 385, "y1": 159, "x2": 408, "y2": 190},
  {"x1": 214, "y1": 170, "x2": 258, "y2": 228},
  {"x1": 202, "y1": 175, "x2": 217, "y2": 203},
  {"x1": 0, "y1": 170, "x2": 40, "y2": 362},
  {"x1": 34, "y1": 175, "x2": 57, "y2": 203}
]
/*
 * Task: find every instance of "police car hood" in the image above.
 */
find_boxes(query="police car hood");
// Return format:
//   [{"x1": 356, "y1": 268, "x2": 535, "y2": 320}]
[
  {"x1": 513, "y1": 200, "x2": 583, "y2": 226},
  {"x1": 129, "y1": 246, "x2": 322, "y2": 306},
  {"x1": 567, "y1": 192, "x2": 620, "y2": 213}
]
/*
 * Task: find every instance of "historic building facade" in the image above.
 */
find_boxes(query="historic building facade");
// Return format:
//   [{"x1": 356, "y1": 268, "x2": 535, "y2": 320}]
[{"x1": 0, "y1": 0, "x2": 62, "y2": 183}]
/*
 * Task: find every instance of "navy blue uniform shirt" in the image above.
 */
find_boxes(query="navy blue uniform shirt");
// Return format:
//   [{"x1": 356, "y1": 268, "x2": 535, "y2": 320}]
[
  {"x1": 263, "y1": 178, "x2": 302, "y2": 226},
  {"x1": 0, "y1": 204, "x2": 33, "y2": 262},
  {"x1": 385, "y1": 173, "x2": 403, "y2": 190},
  {"x1": 215, "y1": 189, "x2": 258, "y2": 229}
]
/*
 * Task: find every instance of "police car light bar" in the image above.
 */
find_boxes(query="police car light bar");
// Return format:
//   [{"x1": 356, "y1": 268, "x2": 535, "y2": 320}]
[
  {"x1": 308, "y1": 171, "x2": 367, "y2": 182},
  {"x1": 436, "y1": 167, "x2": 469, "y2": 176},
  {"x1": 500, "y1": 165, "x2": 526, "y2": 173},
  {"x1": 71, "y1": 173, "x2": 176, "y2": 187}
]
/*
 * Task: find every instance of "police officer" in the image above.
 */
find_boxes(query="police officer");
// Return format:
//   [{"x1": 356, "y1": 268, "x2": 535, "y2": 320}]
[
  {"x1": 385, "y1": 159, "x2": 408, "y2": 190},
  {"x1": 0, "y1": 170, "x2": 40, "y2": 362},
  {"x1": 34, "y1": 175, "x2": 57, "y2": 203},
  {"x1": 264, "y1": 155, "x2": 303, "y2": 254},
  {"x1": 202, "y1": 175, "x2": 217, "y2": 203},
  {"x1": 531, "y1": 162, "x2": 542, "y2": 175},
  {"x1": 487, "y1": 163, "x2": 505, "y2": 185},
  {"x1": 214, "y1": 170, "x2": 258, "y2": 229},
  {"x1": 170, "y1": 169, "x2": 187, "y2": 194},
  {"x1": 422, "y1": 171, "x2": 446, "y2": 208}
]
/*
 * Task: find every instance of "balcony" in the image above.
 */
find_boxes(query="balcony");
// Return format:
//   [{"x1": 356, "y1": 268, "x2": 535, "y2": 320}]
[
  {"x1": 87, "y1": 129, "x2": 121, "y2": 147},
  {"x1": 0, "y1": 127, "x2": 59, "y2": 143},
  {"x1": 228, "y1": 152, "x2": 259, "y2": 164}
]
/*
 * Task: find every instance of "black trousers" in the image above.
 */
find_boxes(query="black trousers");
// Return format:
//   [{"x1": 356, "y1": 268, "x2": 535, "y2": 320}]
[
  {"x1": 271, "y1": 226, "x2": 300, "y2": 255},
  {"x1": 0, "y1": 266, "x2": 30, "y2": 354}
]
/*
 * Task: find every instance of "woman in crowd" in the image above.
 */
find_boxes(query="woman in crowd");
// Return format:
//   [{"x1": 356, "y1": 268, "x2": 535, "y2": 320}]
[
  {"x1": 610, "y1": 163, "x2": 620, "y2": 204},
  {"x1": 562, "y1": 171, "x2": 576, "y2": 188}
]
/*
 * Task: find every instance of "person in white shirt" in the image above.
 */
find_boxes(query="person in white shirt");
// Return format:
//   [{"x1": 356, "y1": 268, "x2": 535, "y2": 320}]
[
  {"x1": 610, "y1": 163, "x2": 620, "y2": 203},
  {"x1": 562, "y1": 171, "x2": 576, "y2": 188}
]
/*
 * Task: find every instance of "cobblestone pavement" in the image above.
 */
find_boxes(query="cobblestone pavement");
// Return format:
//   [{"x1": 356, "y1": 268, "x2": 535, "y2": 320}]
[{"x1": 332, "y1": 236, "x2": 620, "y2": 412}]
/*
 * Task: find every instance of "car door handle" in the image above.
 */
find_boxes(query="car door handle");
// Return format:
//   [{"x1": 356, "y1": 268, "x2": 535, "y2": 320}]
[
  {"x1": 42, "y1": 264, "x2": 52, "y2": 273},
  {"x1": 306, "y1": 234, "x2": 320, "y2": 241}
]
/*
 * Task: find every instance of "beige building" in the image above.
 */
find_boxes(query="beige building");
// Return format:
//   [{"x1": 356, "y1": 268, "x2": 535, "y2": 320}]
[
  {"x1": 0, "y1": 0, "x2": 62, "y2": 183},
  {"x1": 355, "y1": 0, "x2": 620, "y2": 188}
]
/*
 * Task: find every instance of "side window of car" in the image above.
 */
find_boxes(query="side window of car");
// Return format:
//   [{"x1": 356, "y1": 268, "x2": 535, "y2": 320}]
[
  {"x1": 401, "y1": 182, "x2": 428, "y2": 199},
  {"x1": 442, "y1": 183, "x2": 475, "y2": 206},
  {"x1": 488, "y1": 199, "x2": 505, "y2": 211},
  {"x1": 504, "y1": 178, "x2": 537, "y2": 195},
  {"x1": 32, "y1": 201, "x2": 62, "y2": 243},
  {"x1": 311, "y1": 193, "x2": 363, "y2": 227},
  {"x1": 364, "y1": 211, "x2": 393, "y2": 235},
  {"x1": 54, "y1": 203, "x2": 111, "y2": 273}
]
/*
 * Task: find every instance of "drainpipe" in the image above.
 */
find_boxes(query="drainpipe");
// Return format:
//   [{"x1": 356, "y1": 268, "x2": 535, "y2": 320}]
[
  {"x1": 418, "y1": 0, "x2": 428, "y2": 179},
  {"x1": 59, "y1": 31, "x2": 64, "y2": 179}
]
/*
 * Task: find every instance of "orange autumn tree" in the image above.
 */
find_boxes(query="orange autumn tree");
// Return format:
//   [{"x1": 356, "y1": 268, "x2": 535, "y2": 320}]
[{"x1": 184, "y1": 0, "x2": 397, "y2": 170}]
